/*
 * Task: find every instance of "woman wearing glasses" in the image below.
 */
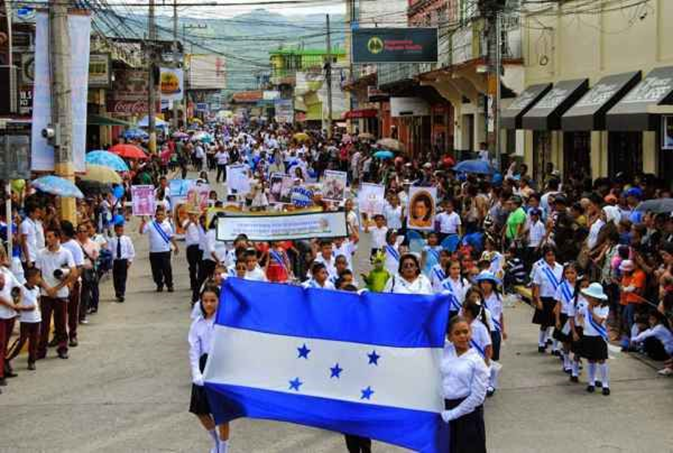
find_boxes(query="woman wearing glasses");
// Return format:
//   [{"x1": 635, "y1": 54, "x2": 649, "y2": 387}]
[{"x1": 383, "y1": 253, "x2": 433, "y2": 295}]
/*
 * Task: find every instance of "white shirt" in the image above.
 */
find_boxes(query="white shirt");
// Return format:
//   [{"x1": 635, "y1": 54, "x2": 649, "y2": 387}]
[
  {"x1": 35, "y1": 245, "x2": 76, "y2": 298},
  {"x1": 633, "y1": 324, "x2": 673, "y2": 355},
  {"x1": 19, "y1": 217, "x2": 39, "y2": 263},
  {"x1": 370, "y1": 225, "x2": 388, "y2": 249},
  {"x1": 107, "y1": 235, "x2": 136, "y2": 262},
  {"x1": 430, "y1": 264, "x2": 447, "y2": 293},
  {"x1": 142, "y1": 219, "x2": 174, "y2": 253},
  {"x1": 587, "y1": 218, "x2": 605, "y2": 250},
  {"x1": 436, "y1": 211, "x2": 461, "y2": 234},
  {"x1": 0, "y1": 267, "x2": 21, "y2": 319},
  {"x1": 314, "y1": 255, "x2": 338, "y2": 280},
  {"x1": 440, "y1": 344, "x2": 489, "y2": 421},
  {"x1": 18, "y1": 285, "x2": 41, "y2": 323},
  {"x1": 527, "y1": 219, "x2": 546, "y2": 248},
  {"x1": 35, "y1": 220, "x2": 45, "y2": 250},
  {"x1": 470, "y1": 319, "x2": 492, "y2": 356},
  {"x1": 302, "y1": 279, "x2": 336, "y2": 290},
  {"x1": 484, "y1": 292, "x2": 503, "y2": 332},
  {"x1": 532, "y1": 261, "x2": 564, "y2": 298},
  {"x1": 382, "y1": 244, "x2": 400, "y2": 276},
  {"x1": 569, "y1": 295, "x2": 589, "y2": 325},
  {"x1": 204, "y1": 229, "x2": 225, "y2": 263},
  {"x1": 554, "y1": 280, "x2": 575, "y2": 315},
  {"x1": 245, "y1": 266, "x2": 267, "y2": 282},
  {"x1": 441, "y1": 276, "x2": 471, "y2": 307},
  {"x1": 188, "y1": 315, "x2": 216, "y2": 382},
  {"x1": 215, "y1": 151, "x2": 230, "y2": 165},
  {"x1": 383, "y1": 203, "x2": 403, "y2": 230},
  {"x1": 582, "y1": 305, "x2": 609, "y2": 337},
  {"x1": 62, "y1": 239, "x2": 85, "y2": 267},
  {"x1": 332, "y1": 241, "x2": 356, "y2": 270},
  {"x1": 183, "y1": 221, "x2": 201, "y2": 247},
  {"x1": 383, "y1": 274, "x2": 433, "y2": 295}
]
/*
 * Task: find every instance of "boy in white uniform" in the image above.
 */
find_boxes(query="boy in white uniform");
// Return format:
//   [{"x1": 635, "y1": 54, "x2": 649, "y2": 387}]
[{"x1": 6, "y1": 268, "x2": 41, "y2": 370}]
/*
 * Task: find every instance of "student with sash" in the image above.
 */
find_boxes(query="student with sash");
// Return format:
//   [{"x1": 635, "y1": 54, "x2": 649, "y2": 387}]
[
  {"x1": 302, "y1": 262, "x2": 335, "y2": 290},
  {"x1": 421, "y1": 232, "x2": 442, "y2": 277},
  {"x1": 313, "y1": 240, "x2": 337, "y2": 279},
  {"x1": 382, "y1": 230, "x2": 401, "y2": 276},
  {"x1": 265, "y1": 241, "x2": 292, "y2": 283},
  {"x1": 440, "y1": 259, "x2": 471, "y2": 318},
  {"x1": 476, "y1": 271, "x2": 504, "y2": 397},
  {"x1": 139, "y1": 206, "x2": 179, "y2": 293},
  {"x1": 430, "y1": 249, "x2": 451, "y2": 293},
  {"x1": 462, "y1": 299, "x2": 493, "y2": 369},
  {"x1": 553, "y1": 262, "x2": 579, "y2": 373},
  {"x1": 579, "y1": 282, "x2": 611, "y2": 396},
  {"x1": 531, "y1": 245, "x2": 564, "y2": 353},
  {"x1": 568, "y1": 276, "x2": 590, "y2": 383}
]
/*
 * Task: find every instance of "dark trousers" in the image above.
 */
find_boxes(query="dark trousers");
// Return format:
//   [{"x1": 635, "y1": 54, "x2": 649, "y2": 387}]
[
  {"x1": 67, "y1": 282, "x2": 80, "y2": 340},
  {"x1": 79, "y1": 279, "x2": 93, "y2": 321},
  {"x1": 149, "y1": 251, "x2": 173, "y2": 289},
  {"x1": 187, "y1": 245, "x2": 202, "y2": 302},
  {"x1": 39, "y1": 297, "x2": 68, "y2": 356},
  {"x1": 345, "y1": 434, "x2": 371, "y2": 453},
  {"x1": 113, "y1": 259, "x2": 129, "y2": 297},
  {"x1": 7, "y1": 322, "x2": 40, "y2": 363},
  {"x1": 198, "y1": 259, "x2": 217, "y2": 290},
  {"x1": 0, "y1": 317, "x2": 16, "y2": 377},
  {"x1": 216, "y1": 164, "x2": 227, "y2": 182}
]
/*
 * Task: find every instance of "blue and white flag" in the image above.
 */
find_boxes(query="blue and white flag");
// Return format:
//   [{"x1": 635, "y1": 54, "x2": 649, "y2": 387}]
[{"x1": 204, "y1": 278, "x2": 451, "y2": 452}]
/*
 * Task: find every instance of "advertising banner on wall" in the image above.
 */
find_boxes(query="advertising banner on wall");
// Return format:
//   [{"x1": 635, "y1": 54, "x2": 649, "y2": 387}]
[
  {"x1": 30, "y1": 12, "x2": 91, "y2": 172},
  {"x1": 89, "y1": 53, "x2": 111, "y2": 88},
  {"x1": 275, "y1": 99, "x2": 294, "y2": 123},
  {"x1": 352, "y1": 28, "x2": 438, "y2": 64},
  {"x1": 160, "y1": 67, "x2": 184, "y2": 102},
  {"x1": 187, "y1": 54, "x2": 226, "y2": 90}
]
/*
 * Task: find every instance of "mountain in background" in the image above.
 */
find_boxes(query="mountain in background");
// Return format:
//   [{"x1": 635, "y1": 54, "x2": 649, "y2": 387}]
[{"x1": 101, "y1": 8, "x2": 346, "y2": 94}]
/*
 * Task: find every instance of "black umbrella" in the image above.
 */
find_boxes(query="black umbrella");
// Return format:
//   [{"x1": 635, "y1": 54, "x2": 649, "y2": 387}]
[{"x1": 635, "y1": 198, "x2": 673, "y2": 214}]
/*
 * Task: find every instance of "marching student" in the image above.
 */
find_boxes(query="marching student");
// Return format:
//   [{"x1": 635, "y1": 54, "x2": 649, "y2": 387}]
[
  {"x1": 313, "y1": 240, "x2": 337, "y2": 279},
  {"x1": 553, "y1": 263, "x2": 579, "y2": 373},
  {"x1": 139, "y1": 206, "x2": 179, "y2": 293},
  {"x1": 265, "y1": 241, "x2": 292, "y2": 283},
  {"x1": 6, "y1": 268, "x2": 41, "y2": 370},
  {"x1": 188, "y1": 286, "x2": 230, "y2": 453},
  {"x1": 107, "y1": 221, "x2": 135, "y2": 303},
  {"x1": 440, "y1": 316, "x2": 489, "y2": 453},
  {"x1": 568, "y1": 276, "x2": 590, "y2": 383},
  {"x1": 383, "y1": 254, "x2": 433, "y2": 295},
  {"x1": 531, "y1": 245, "x2": 564, "y2": 354},
  {"x1": 303, "y1": 262, "x2": 336, "y2": 290},
  {"x1": 421, "y1": 232, "x2": 442, "y2": 277},
  {"x1": 183, "y1": 210, "x2": 203, "y2": 303},
  {"x1": 579, "y1": 282, "x2": 611, "y2": 396},
  {"x1": 59, "y1": 221, "x2": 84, "y2": 347},
  {"x1": 328, "y1": 255, "x2": 350, "y2": 287},
  {"x1": 476, "y1": 271, "x2": 505, "y2": 397},
  {"x1": 435, "y1": 199, "x2": 462, "y2": 242},
  {"x1": 462, "y1": 300, "x2": 493, "y2": 368},
  {"x1": 364, "y1": 214, "x2": 388, "y2": 259},
  {"x1": 243, "y1": 248, "x2": 267, "y2": 282},
  {"x1": 441, "y1": 259, "x2": 471, "y2": 319},
  {"x1": 382, "y1": 230, "x2": 401, "y2": 276},
  {"x1": 332, "y1": 236, "x2": 357, "y2": 271},
  {"x1": 0, "y1": 260, "x2": 21, "y2": 389},
  {"x1": 430, "y1": 249, "x2": 451, "y2": 293}
]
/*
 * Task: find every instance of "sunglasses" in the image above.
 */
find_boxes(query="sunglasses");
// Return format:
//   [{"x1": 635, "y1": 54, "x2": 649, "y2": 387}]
[{"x1": 402, "y1": 262, "x2": 417, "y2": 269}]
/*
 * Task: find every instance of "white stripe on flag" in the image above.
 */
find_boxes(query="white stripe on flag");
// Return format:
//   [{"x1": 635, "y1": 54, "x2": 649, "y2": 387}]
[{"x1": 204, "y1": 325, "x2": 444, "y2": 413}]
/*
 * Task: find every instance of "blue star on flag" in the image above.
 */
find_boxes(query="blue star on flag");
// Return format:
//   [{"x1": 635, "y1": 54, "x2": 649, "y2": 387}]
[
  {"x1": 297, "y1": 343, "x2": 311, "y2": 359},
  {"x1": 360, "y1": 386, "x2": 375, "y2": 400},
  {"x1": 289, "y1": 377, "x2": 303, "y2": 391},
  {"x1": 367, "y1": 350, "x2": 380, "y2": 365},
  {"x1": 330, "y1": 363, "x2": 343, "y2": 378}
]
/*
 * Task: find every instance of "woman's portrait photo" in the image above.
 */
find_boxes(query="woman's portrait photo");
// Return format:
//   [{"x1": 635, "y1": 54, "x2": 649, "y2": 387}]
[{"x1": 407, "y1": 187, "x2": 436, "y2": 230}]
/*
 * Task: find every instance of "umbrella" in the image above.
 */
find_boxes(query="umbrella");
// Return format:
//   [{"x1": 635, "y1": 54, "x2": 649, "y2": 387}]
[
  {"x1": 85, "y1": 151, "x2": 129, "y2": 172},
  {"x1": 358, "y1": 132, "x2": 375, "y2": 140},
  {"x1": 76, "y1": 180, "x2": 112, "y2": 197},
  {"x1": 192, "y1": 131, "x2": 214, "y2": 143},
  {"x1": 636, "y1": 198, "x2": 673, "y2": 213},
  {"x1": 138, "y1": 116, "x2": 168, "y2": 128},
  {"x1": 123, "y1": 128, "x2": 149, "y2": 140},
  {"x1": 452, "y1": 159, "x2": 495, "y2": 175},
  {"x1": 373, "y1": 150, "x2": 394, "y2": 160},
  {"x1": 189, "y1": 118, "x2": 203, "y2": 125},
  {"x1": 109, "y1": 143, "x2": 149, "y2": 160},
  {"x1": 293, "y1": 132, "x2": 310, "y2": 142},
  {"x1": 376, "y1": 138, "x2": 404, "y2": 152},
  {"x1": 172, "y1": 131, "x2": 189, "y2": 139},
  {"x1": 32, "y1": 175, "x2": 84, "y2": 199},
  {"x1": 82, "y1": 165, "x2": 123, "y2": 184}
]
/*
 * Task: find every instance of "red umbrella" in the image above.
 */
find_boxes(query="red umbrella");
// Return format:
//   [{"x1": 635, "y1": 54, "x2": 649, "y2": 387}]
[{"x1": 109, "y1": 144, "x2": 149, "y2": 160}]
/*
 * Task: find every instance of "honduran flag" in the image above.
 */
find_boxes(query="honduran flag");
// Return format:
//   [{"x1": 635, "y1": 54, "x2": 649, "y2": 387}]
[{"x1": 204, "y1": 278, "x2": 451, "y2": 452}]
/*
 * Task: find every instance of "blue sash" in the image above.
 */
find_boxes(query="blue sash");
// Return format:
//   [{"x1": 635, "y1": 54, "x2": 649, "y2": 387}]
[
  {"x1": 432, "y1": 266, "x2": 446, "y2": 283},
  {"x1": 427, "y1": 247, "x2": 440, "y2": 263},
  {"x1": 586, "y1": 307, "x2": 609, "y2": 341},
  {"x1": 470, "y1": 339, "x2": 486, "y2": 359},
  {"x1": 269, "y1": 249, "x2": 287, "y2": 270},
  {"x1": 541, "y1": 264, "x2": 560, "y2": 291},
  {"x1": 384, "y1": 245, "x2": 400, "y2": 262},
  {"x1": 491, "y1": 318, "x2": 502, "y2": 332},
  {"x1": 441, "y1": 281, "x2": 462, "y2": 312},
  {"x1": 152, "y1": 221, "x2": 171, "y2": 244},
  {"x1": 559, "y1": 281, "x2": 573, "y2": 304}
]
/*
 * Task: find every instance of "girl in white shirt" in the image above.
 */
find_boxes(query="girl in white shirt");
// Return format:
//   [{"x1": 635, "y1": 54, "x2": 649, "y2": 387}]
[
  {"x1": 188, "y1": 287, "x2": 230, "y2": 452},
  {"x1": 440, "y1": 316, "x2": 489, "y2": 453},
  {"x1": 462, "y1": 300, "x2": 493, "y2": 367},
  {"x1": 568, "y1": 277, "x2": 590, "y2": 382},
  {"x1": 553, "y1": 263, "x2": 579, "y2": 373},
  {"x1": 579, "y1": 283, "x2": 611, "y2": 396},
  {"x1": 383, "y1": 253, "x2": 433, "y2": 295},
  {"x1": 382, "y1": 230, "x2": 401, "y2": 277},
  {"x1": 476, "y1": 272, "x2": 505, "y2": 397},
  {"x1": 440, "y1": 259, "x2": 471, "y2": 318}
]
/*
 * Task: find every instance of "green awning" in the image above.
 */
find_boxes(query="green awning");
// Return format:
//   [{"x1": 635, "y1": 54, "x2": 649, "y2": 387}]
[{"x1": 88, "y1": 114, "x2": 133, "y2": 127}]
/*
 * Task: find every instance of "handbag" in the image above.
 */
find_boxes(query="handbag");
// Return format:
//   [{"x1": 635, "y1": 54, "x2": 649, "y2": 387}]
[{"x1": 79, "y1": 244, "x2": 99, "y2": 284}]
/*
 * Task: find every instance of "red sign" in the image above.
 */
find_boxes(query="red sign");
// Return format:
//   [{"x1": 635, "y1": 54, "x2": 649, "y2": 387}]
[
  {"x1": 106, "y1": 100, "x2": 161, "y2": 116},
  {"x1": 345, "y1": 109, "x2": 378, "y2": 119}
]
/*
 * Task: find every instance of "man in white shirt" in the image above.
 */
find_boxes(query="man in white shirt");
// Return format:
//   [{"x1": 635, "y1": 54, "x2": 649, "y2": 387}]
[
  {"x1": 183, "y1": 211, "x2": 203, "y2": 303},
  {"x1": 108, "y1": 221, "x2": 135, "y2": 303},
  {"x1": 139, "y1": 206, "x2": 179, "y2": 292},
  {"x1": 436, "y1": 199, "x2": 462, "y2": 239},
  {"x1": 59, "y1": 221, "x2": 84, "y2": 347},
  {"x1": 36, "y1": 227, "x2": 77, "y2": 360},
  {"x1": 215, "y1": 148, "x2": 230, "y2": 183},
  {"x1": 19, "y1": 204, "x2": 41, "y2": 268}
]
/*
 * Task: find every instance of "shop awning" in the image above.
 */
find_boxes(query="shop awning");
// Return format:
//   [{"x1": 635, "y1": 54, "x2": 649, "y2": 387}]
[
  {"x1": 501, "y1": 83, "x2": 551, "y2": 129},
  {"x1": 522, "y1": 79, "x2": 589, "y2": 130},
  {"x1": 606, "y1": 66, "x2": 673, "y2": 131},
  {"x1": 344, "y1": 109, "x2": 378, "y2": 119},
  {"x1": 87, "y1": 114, "x2": 133, "y2": 127},
  {"x1": 561, "y1": 71, "x2": 641, "y2": 131}
]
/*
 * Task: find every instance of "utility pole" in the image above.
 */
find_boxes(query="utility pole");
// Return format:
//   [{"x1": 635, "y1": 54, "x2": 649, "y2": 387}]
[
  {"x1": 147, "y1": 0, "x2": 157, "y2": 153},
  {"x1": 173, "y1": 0, "x2": 180, "y2": 129},
  {"x1": 494, "y1": 10, "x2": 502, "y2": 171},
  {"x1": 50, "y1": 0, "x2": 76, "y2": 222},
  {"x1": 325, "y1": 14, "x2": 333, "y2": 139}
]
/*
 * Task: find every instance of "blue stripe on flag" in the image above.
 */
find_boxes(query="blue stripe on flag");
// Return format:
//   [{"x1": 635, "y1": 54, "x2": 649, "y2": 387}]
[
  {"x1": 206, "y1": 383, "x2": 449, "y2": 453},
  {"x1": 218, "y1": 278, "x2": 450, "y2": 349}
]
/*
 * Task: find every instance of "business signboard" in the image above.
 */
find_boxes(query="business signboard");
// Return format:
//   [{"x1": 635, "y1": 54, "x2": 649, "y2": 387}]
[
  {"x1": 89, "y1": 53, "x2": 111, "y2": 88},
  {"x1": 390, "y1": 97, "x2": 430, "y2": 117},
  {"x1": 352, "y1": 28, "x2": 438, "y2": 64},
  {"x1": 0, "y1": 135, "x2": 31, "y2": 180},
  {"x1": 187, "y1": 54, "x2": 226, "y2": 90},
  {"x1": 159, "y1": 67, "x2": 184, "y2": 102},
  {"x1": 275, "y1": 99, "x2": 294, "y2": 123}
]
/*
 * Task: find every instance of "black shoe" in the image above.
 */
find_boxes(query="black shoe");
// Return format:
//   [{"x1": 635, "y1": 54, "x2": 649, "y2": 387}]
[
  {"x1": 0, "y1": 378, "x2": 6, "y2": 386},
  {"x1": 586, "y1": 385, "x2": 595, "y2": 393},
  {"x1": 167, "y1": 286, "x2": 174, "y2": 293},
  {"x1": 57, "y1": 351, "x2": 69, "y2": 360},
  {"x1": 552, "y1": 350, "x2": 561, "y2": 357},
  {"x1": 27, "y1": 362, "x2": 36, "y2": 371},
  {"x1": 595, "y1": 381, "x2": 602, "y2": 388},
  {"x1": 570, "y1": 376, "x2": 579, "y2": 383},
  {"x1": 48, "y1": 338, "x2": 59, "y2": 348},
  {"x1": 564, "y1": 368, "x2": 572, "y2": 374},
  {"x1": 486, "y1": 388, "x2": 496, "y2": 398},
  {"x1": 602, "y1": 387, "x2": 611, "y2": 396},
  {"x1": 69, "y1": 338, "x2": 78, "y2": 348},
  {"x1": 156, "y1": 286, "x2": 164, "y2": 292},
  {"x1": 546, "y1": 338, "x2": 554, "y2": 346},
  {"x1": 117, "y1": 296, "x2": 125, "y2": 303},
  {"x1": 538, "y1": 346, "x2": 546, "y2": 353},
  {"x1": 4, "y1": 367, "x2": 17, "y2": 378}
]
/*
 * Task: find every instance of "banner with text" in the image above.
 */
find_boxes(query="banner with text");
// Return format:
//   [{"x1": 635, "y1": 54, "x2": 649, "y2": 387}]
[
  {"x1": 352, "y1": 28, "x2": 438, "y2": 64},
  {"x1": 216, "y1": 211, "x2": 348, "y2": 242}
]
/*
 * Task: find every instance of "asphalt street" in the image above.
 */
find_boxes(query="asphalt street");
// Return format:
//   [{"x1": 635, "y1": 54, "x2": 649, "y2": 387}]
[{"x1": 1, "y1": 179, "x2": 672, "y2": 453}]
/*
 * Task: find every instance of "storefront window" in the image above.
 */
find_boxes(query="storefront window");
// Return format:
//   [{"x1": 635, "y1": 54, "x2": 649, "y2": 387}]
[
  {"x1": 563, "y1": 131, "x2": 591, "y2": 183},
  {"x1": 533, "y1": 131, "x2": 551, "y2": 182},
  {"x1": 608, "y1": 131, "x2": 642, "y2": 179}
]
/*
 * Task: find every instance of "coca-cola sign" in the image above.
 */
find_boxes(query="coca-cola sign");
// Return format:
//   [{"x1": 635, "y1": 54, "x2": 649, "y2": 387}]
[{"x1": 106, "y1": 100, "x2": 160, "y2": 116}]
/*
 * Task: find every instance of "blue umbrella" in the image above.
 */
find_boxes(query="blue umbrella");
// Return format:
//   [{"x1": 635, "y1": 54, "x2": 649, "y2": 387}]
[
  {"x1": 452, "y1": 159, "x2": 495, "y2": 175},
  {"x1": 373, "y1": 150, "x2": 394, "y2": 160},
  {"x1": 32, "y1": 175, "x2": 84, "y2": 199},
  {"x1": 86, "y1": 151, "x2": 130, "y2": 172},
  {"x1": 123, "y1": 128, "x2": 149, "y2": 140}
]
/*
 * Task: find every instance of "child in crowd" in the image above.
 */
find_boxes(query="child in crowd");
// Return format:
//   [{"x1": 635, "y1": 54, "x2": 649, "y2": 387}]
[
  {"x1": 553, "y1": 263, "x2": 579, "y2": 373},
  {"x1": 631, "y1": 310, "x2": 673, "y2": 363},
  {"x1": 382, "y1": 230, "x2": 401, "y2": 276},
  {"x1": 244, "y1": 248, "x2": 267, "y2": 282},
  {"x1": 6, "y1": 268, "x2": 41, "y2": 370},
  {"x1": 579, "y1": 283, "x2": 611, "y2": 396},
  {"x1": 477, "y1": 272, "x2": 504, "y2": 397},
  {"x1": 435, "y1": 199, "x2": 462, "y2": 241},
  {"x1": 503, "y1": 246, "x2": 527, "y2": 292},
  {"x1": 314, "y1": 240, "x2": 337, "y2": 278},
  {"x1": 430, "y1": 249, "x2": 451, "y2": 293},
  {"x1": 265, "y1": 241, "x2": 292, "y2": 283},
  {"x1": 303, "y1": 262, "x2": 335, "y2": 290},
  {"x1": 462, "y1": 299, "x2": 493, "y2": 368},
  {"x1": 441, "y1": 259, "x2": 471, "y2": 319},
  {"x1": 364, "y1": 214, "x2": 388, "y2": 259},
  {"x1": 421, "y1": 232, "x2": 442, "y2": 277}
]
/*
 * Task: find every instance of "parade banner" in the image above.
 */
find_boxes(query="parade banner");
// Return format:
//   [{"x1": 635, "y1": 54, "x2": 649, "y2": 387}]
[
  {"x1": 216, "y1": 211, "x2": 348, "y2": 242},
  {"x1": 227, "y1": 164, "x2": 251, "y2": 195},
  {"x1": 322, "y1": 170, "x2": 348, "y2": 202},
  {"x1": 357, "y1": 183, "x2": 386, "y2": 218},
  {"x1": 269, "y1": 173, "x2": 294, "y2": 204},
  {"x1": 187, "y1": 183, "x2": 211, "y2": 210},
  {"x1": 204, "y1": 278, "x2": 450, "y2": 453},
  {"x1": 31, "y1": 12, "x2": 91, "y2": 172},
  {"x1": 169, "y1": 179, "x2": 194, "y2": 205},
  {"x1": 131, "y1": 185, "x2": 156, "y2": 216},
  {"x1": 290, "y1": 186, "x2": 314, "y2": 208},
  {"x1": 407, "y1": 186, "x2": 437, "y2": 231}
]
